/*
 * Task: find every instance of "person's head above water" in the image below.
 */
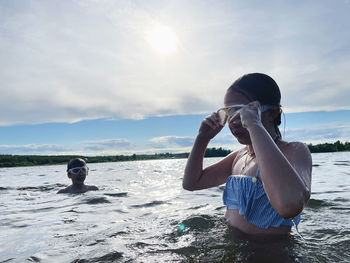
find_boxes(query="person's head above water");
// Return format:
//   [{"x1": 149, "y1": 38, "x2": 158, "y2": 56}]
[
  {"x1": 227, "y1": 73, "x2": 281, "y2": 106},
  {"x1": 57, "y1": 158, "x2": 98, "y2": 194},
  {"x1": 223, "y1": 73, "x2": 283, "y2": 140},
  {"x1": 67, "y1": 158, "x2": 89, "y2": 186},
  {"x1": 67, "y1": 158, "x2": 87, "y2": 172}
]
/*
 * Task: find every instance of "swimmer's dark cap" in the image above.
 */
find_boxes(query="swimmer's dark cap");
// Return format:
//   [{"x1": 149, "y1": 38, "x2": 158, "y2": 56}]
[
  {"x1": 228, "y1": 73, "x2": 281, "y2": 106},
  {"x1": 67, "y1": 158, "x2": 86, "y2": 171}
]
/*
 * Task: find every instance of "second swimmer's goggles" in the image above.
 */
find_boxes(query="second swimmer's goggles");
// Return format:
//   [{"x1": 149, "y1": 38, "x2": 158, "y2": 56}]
[
  {"x1": 67, "y1": 166, "x2": 89, "y2": 175},
  {"x1": 217, "y1": 104, "x2": 280, "y2": 125}
]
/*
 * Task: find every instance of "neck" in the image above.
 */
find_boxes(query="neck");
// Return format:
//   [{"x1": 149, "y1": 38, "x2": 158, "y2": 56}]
[
  {"x1": 72, "y1": 183, "x2": 85, "y2": 189},
  {"x1": 247, "y1": 130, "x2": 279, "y2": 156},
  {"x1": 247, "y1": 144, "x2": 255, "y2": 156}
]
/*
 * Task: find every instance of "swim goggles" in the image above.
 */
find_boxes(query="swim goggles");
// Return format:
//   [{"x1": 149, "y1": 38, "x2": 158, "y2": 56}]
[
  {"x1": 217, "y1": 104, "x2": 279, "y2": 125},
  {"x1": 67, "y1": 166, "x2": 89, "y2": 175}
]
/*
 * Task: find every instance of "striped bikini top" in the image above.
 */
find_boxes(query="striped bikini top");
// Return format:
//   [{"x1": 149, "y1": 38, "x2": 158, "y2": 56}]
[{"x1": 223, "y1": 152, "x2": 301, "y2": 229}]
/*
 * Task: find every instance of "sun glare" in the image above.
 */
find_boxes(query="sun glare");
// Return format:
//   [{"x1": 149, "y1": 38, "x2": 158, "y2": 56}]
[{"x1": 147, "y1": 24, "x2": 178, "y2": 55}]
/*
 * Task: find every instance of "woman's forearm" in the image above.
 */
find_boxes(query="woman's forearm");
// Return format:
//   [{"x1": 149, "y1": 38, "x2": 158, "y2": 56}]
[
  {"x1": 247, "y1": 123, "x2": 310, "y2": 218},
  {"x1": 183, "y1": 135, "x2": 210, "y2": 191}
]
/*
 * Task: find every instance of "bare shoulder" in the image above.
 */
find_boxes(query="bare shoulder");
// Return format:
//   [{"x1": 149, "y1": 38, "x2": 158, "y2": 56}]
[
  {"x1": 87, "y1": 185, "x2": 99, "y2": 191},
  {"x1": 57, "y1": 186, "x2": 70, "y2": 194},
  {"x1": 282, "y1": 141, "x2": 311, "y2": 162},
  {"x1": 280, "y1": 141, "x2": 312, "y2": 186}
]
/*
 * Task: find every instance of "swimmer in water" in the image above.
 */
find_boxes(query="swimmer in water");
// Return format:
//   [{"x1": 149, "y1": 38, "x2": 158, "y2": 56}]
[
  {"x1": 183, "y1": 73, "x2": 312, "y2": 235},
  {"x1": 57, "y1": 158, "x2": 99, "y2": 194}
]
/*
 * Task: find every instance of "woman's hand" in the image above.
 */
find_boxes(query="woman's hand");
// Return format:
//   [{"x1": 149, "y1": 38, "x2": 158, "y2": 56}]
[
  {"x1": 230, "y1": 101, "x2": 263, "y2": 129},
  {"x1": 198, "y1": 112, "x2": 224, "y2": 140}
]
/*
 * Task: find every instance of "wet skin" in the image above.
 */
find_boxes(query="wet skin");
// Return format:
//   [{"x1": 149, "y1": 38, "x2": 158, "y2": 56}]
[{"x1": 57, "y1": 169, "x2": 98, "y2": 194}]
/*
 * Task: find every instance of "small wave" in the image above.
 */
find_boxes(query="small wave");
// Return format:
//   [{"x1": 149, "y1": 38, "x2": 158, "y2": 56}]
[
  {"x1": 12, "y1": 224, "x2": 30, "y2": 229},
  {"x1": 86, "y1": 239, "x2": 105, "y2": 246},
  {"x1": 307, "y1": 199, "x2": 334, "y2": 208},
  {"x1": 17, "y1": 186, "x2": 38, "y2": 191},
  {"x1": 0, "y1": 258, "x2": 16, "y2": 263},
  {"x1": 26, "y1": 256, "x2": 40, "y2": 262},
  {"x1": 62, "y1": 218, "x2": 76, "y2": 224},
  {"x1": 312, "y1": 164, "x2": 321, "y2": 167},
  {"x1": 175, "y1": 214, "x2": 217, "y2": 232},
  {"x1": 188, "y1": 204, "x2": 209, "y2": 210},
  {"x1": 329, "y1": 207, "x2": 350, "y2": 211},
  {"x1": 17, "y1": 184, "x2": 66, "y2": 192},
  {"x1": 0, "y1": 187, "x2": 11, "y2": 191},
  {"x1": 334, "y1": 163, "x2": 350, "y2": 166},
  {"x1": 113, "y1": 209, "x2": 128, "y2": 214},
  {"x1": 77, "y1": 251, "x2": 123, "y2": 262},
  {"x1": 84, "y1": 197, "x2": 111, "y2": 205},
  {"x1": 333, "y1": 197, "x2": 349, "y2": 202},
  {"x1": 130, "y1": 200, "x2": 166, "y2": 208},
  {"x1": 104, "y1": 192, "x2": 128, "y2": 197},
  {"x1": 109, "y1": 231, "x2": 128, "y2": 238}
]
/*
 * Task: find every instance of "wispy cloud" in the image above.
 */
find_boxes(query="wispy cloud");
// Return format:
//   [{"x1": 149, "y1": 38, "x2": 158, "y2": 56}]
[
  {"x1": 82, "y1": 138, "x2": 133, "y2": 151},
  {"x1": 0, "y1": 144, "x2": 70, "y2": 154},
  {"x1": 285, "y1": 124, "x2": 350, "y2": 144},
  {"x1": 149, "y1": 136, "x2": 195, "y2": 148}
]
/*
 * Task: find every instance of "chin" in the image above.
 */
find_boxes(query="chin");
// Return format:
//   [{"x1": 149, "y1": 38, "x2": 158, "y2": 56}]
[{"x1": 232, "y1": 132, "x2": 251, "y2": 145}]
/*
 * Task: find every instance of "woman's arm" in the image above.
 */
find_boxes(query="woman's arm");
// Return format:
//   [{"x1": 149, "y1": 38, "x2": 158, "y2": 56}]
[
  {"x1": 183, "y1": 136, "x2": 238, "y2": 191},
  {"x1": 241, "y1": 105, "x2": 312, "y2": 218},
  {"x1": 249, "y1": 124, "x2": 311, "y2": 218},
  {"x1": 183, "y1": 112, "x2": 238, "y2": 191}
]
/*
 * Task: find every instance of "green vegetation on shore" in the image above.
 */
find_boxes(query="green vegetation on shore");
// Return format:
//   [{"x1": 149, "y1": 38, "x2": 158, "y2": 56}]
[
  {"x1": 307, "y1": 140, "x2": 350, "y2": 153},
  {"x1": 0, "y1": 141, "x2": 349, "y2": 168}
]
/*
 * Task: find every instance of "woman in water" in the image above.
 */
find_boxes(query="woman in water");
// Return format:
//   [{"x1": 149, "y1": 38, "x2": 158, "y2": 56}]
[{"x1": 183, "y1": 73, "x2": 312, "y2": 235}]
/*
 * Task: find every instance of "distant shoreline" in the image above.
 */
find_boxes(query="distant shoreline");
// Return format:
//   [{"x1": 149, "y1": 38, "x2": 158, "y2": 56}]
[{"x1": 1, "y1": 141, "x2": 349, "y2": 168}]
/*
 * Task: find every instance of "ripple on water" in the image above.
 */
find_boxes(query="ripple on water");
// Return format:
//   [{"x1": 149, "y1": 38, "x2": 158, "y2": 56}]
[
  {"x1": 1, "y1": 258, "x2": 16, "y2": 263},
  {"x1": 16, "y1": 184, "x2": 66, "y2": 192},
  {"x1": 158, "y1": 214, "x2": 299, "y2": 263},
  {"x1": 306, "y1": 198, "x2": 334, "y2": 208},
  {"x1": 26, "y1": 256, "x2": 41, "y2": 262},
  {"x1": 104, "y1": 192, "x2": 128, "y2": 197},
  {"x1": 83, "y1": 197, "x2": 111, "y2": 205},
  {"x1": 130, "y1": 200, "x2": 166, "y2": 208},
  {"x1": 73, "y1": 251, "x2": 123, "y2": 262}
]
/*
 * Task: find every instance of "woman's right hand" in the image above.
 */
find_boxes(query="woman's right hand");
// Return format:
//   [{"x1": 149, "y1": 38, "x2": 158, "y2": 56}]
[{"x1": 198, "y1": 112, "x2": 224, "y2": 140}]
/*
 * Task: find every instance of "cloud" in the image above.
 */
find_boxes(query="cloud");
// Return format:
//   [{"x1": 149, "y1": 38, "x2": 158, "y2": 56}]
[
  {"x1": 1, "y1": 1, "x2": 350, "y2": 126},
  {"x1": 82, "y1": 138, "x2": 133, "y2": 151},
  {"x1": 284, "y1": 124, "x2": 350, "y2": 144},
  {"x1": 0, "y1": 144, "x2": 70, "y2": 154},
  {"x1": 149, "y1": 136, "x2": 195, "y2": 148}
]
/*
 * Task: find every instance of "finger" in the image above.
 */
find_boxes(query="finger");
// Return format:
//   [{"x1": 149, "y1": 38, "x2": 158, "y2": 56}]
[
  {"x1": 204, "y1": 118, "x2": 217, "y2": 129},
  {"x1": 247, "y1": 101, "x2": 261, "y2": 110},
  {"x1": 209, "y1": 113, "x2": 222, "y2": 127}
]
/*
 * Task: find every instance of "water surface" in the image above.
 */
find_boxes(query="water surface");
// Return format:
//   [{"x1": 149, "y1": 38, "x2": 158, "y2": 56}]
[{"x1": 1, "y1": 152, "x2": 350, "y2": 262}]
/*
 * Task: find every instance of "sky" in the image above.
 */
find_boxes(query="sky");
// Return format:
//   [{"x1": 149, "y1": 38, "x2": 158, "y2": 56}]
[{"x1": 0, "y1": 0, "x2": 349, "y2": 155}]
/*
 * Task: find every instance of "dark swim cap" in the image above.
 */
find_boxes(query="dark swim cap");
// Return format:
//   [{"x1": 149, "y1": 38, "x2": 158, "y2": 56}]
[
  {"x1": 67, "y1": 158, "x2": 86, "y2": 171},
  {"x1": 228, "y1": 73, "x2": 281, "y2": 106}
]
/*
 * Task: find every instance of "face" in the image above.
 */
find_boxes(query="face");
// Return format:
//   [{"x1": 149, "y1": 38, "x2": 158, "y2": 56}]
[
  {"x1": 68, "y1": 166, "x2": 88, "y2": 186},
  {"x1": 224, "y1": 91, "x2": 252, "y2": 144}
]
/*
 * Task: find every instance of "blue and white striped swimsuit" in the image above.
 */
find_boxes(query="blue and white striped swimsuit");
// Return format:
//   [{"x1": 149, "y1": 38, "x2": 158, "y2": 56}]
[{"x1": 223, "y1": 168, "x2": 301, "y2": 229}]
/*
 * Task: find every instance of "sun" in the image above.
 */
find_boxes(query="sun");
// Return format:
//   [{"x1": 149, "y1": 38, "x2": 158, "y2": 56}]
[{"x1": 146, "y1": 24, "x2": 178, "y2": 55}]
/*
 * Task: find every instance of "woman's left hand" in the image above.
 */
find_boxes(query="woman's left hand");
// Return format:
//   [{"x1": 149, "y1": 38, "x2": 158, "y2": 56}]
[{"x1": 239, "y1": 101, "x2": 262, "y2": 129}]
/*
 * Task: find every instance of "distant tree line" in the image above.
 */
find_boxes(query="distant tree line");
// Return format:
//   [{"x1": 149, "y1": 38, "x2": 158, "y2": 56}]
[
  {"x1": 0, "y1": 141, "x2": 349, "y2": 168},
  {"x1": 307, "y1": 140, "x2": 350, "y2": 153},
  {"x1": 0, "y1": 152, "x2": 189, "y2": 168}
]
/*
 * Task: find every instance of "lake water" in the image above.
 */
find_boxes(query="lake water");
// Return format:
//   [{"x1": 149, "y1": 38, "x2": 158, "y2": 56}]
[{"x1": 0, "y1": 152, "x2": 350, "y2": 262}]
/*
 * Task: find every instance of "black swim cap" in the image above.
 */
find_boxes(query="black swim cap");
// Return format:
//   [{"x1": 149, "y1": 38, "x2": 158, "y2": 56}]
[
  {"x1": 67, "y1": 158, "x2": 86, "y2": 171},
  {"x1": 228, "y1": 73, "x2": 281, "y2": 106}
]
